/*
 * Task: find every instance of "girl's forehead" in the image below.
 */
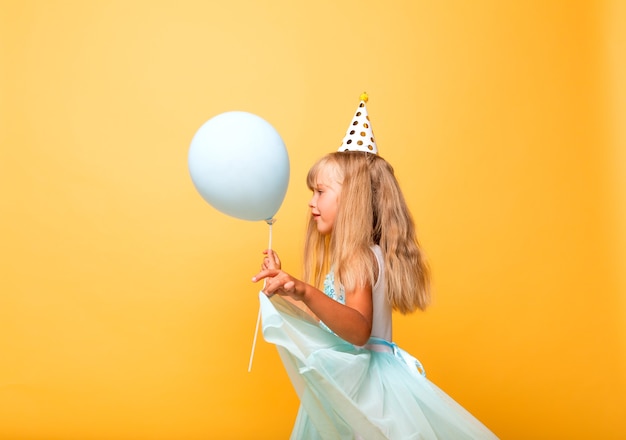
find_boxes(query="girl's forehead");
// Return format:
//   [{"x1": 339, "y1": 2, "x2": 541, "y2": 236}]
[
  {"x1": 315, "y1": 163, "x2": 341, "y2": 184},
  {"x1": 307, "y1": 158, "x2": 342, "y2": 189},
  {"x1": 314, "y1": 168, "x2": 331, "y2": 185}
]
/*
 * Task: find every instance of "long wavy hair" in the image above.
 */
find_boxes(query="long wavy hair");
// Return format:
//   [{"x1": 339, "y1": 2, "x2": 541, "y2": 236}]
[{"x1": 303, "y1": 151, "x2": 431, "y2": 313}]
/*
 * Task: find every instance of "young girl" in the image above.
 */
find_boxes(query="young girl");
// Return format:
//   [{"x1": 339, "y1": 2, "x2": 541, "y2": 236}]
[{"x1": 252, "y1": 97, "x2": 498, "y2": 439}]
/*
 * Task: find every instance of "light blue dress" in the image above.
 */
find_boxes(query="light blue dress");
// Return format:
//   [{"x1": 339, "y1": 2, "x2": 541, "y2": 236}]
[{"x1": 259, "y1": 246, "x2": 499, "y2": 439}]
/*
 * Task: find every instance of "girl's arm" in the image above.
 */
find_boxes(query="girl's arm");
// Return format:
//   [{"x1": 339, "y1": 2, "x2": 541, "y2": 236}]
[
  {"x1": 253, "y1": 250, "x2": 373, "y2": 346},
  {"x1": 299, "y1": 281, "x2": 373, "y2": 346}
]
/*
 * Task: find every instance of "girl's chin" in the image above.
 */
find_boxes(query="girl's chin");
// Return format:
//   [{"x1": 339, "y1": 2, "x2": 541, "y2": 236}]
[{"x1": 316, "y1": 226, "x2": 332, "y2": 235}]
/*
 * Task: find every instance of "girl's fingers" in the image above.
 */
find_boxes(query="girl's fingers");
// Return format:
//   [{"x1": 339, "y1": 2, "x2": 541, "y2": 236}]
[
  {"x1": 266, "y1": 249, "x2": 281, "y2": 269},
  {"x1": 252, "y1": 269, "x2": 271, "y2": 283},
  {"x1": 260, "y1": 275, "x2": 282, "y2": 295}
]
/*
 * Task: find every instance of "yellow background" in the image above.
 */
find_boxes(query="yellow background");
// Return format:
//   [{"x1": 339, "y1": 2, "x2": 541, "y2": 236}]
[{"x1": 1, "y1": 1, "x2": 625, "y2": 439}]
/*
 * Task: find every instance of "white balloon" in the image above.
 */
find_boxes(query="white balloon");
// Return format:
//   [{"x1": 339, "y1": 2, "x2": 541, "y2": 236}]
[{"x1": 188, "y1": 111, "x2": 289, "y2": 221}]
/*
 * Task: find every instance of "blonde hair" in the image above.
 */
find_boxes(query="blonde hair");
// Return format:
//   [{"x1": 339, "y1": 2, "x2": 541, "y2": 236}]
[{"x1": 303, "y1": 151, "x2": 431, "y2": 313}]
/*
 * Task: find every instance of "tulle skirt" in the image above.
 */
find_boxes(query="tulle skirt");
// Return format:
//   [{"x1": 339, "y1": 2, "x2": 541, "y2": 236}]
[{"x1": 259, "y1": 292, "x2": 499, "y2": 440}]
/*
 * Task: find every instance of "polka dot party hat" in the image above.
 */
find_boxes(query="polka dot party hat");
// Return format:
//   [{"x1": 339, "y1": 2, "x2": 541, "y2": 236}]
[{"x1": 338, "y1": 92, "x2": 378, "y2": 154}]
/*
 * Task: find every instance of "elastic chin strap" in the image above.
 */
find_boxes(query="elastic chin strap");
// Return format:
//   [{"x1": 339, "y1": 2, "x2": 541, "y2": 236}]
[{"x1": 248, "y1": 218, "x2": 275, "y2": 372}]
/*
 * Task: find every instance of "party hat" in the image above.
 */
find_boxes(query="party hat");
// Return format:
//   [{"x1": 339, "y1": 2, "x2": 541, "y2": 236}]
[{"x1": 338, "y1": 92, "x2": 378, "y2": 154}]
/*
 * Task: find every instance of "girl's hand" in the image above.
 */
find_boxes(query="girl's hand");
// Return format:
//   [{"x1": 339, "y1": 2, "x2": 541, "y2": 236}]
[
  {"x1": 253, "y1": 269, "x2": 302, "y2": 299},
  {"x1": 260, "y1": 249, "x2": 281, "y2": 271},
  {"x1": 252, "y1": 250, "x2": 305, "y2": 301}
]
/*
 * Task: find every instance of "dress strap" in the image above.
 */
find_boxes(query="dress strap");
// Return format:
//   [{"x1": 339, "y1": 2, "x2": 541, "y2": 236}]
[{"x1": 365, "y1": 337, "x2": 427, "y2": 377}]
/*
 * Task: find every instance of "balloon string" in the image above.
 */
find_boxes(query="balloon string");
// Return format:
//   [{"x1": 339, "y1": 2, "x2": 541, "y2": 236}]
[{"x1": 248, "y1": 219, "x2": 274, "y2": 372}]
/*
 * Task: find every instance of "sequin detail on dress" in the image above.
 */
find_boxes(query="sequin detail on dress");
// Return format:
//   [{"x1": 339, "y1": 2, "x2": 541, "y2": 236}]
[{"x1": 319, "y1": 269, "x2": 345, "y2": 333}]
